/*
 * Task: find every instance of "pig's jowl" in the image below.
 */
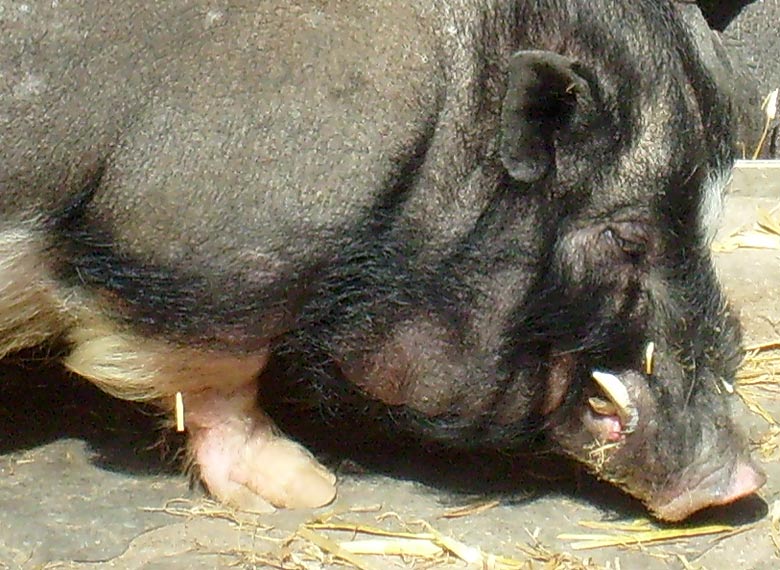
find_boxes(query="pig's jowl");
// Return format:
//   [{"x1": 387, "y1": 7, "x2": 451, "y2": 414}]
[{"x1": 0, "y1": 0, "x2": 765, "y2": 520}]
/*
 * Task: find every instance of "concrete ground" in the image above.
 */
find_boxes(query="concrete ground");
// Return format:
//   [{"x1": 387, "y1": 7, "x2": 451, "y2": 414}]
[{"x1": 1, "y1": 166, "x2": 779, "y2": 570}]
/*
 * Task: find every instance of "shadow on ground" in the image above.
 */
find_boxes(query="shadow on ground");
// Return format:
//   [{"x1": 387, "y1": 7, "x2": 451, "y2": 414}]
[
  {"x1": 1, "y1": 345, "x2": 764, "y2": 527},
  {"x1": 0, "y1": 349, "x2": 183, "y2": 475},
  {"x1": 259, "y1": 351, "x2": 768, "y2": 526}
]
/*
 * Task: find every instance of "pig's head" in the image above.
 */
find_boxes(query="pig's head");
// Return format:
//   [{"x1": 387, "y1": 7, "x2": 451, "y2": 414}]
[
  {"x1": 280, "y1": 17, "x2": 764, "y2": 522},
  {"x1": 497, "y1": 46, "x2": 764, "y2": 520}
]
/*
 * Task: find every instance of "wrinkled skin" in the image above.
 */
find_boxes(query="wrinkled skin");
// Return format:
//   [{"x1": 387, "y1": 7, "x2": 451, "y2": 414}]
[{"x1": 0, "y1": 0, "x2": 765, "y2": 520}]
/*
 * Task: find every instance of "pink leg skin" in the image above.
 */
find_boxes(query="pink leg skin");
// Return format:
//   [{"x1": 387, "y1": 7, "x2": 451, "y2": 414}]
[{"x1": 185, "y1": 384, "x2": 337, "y2": 512}]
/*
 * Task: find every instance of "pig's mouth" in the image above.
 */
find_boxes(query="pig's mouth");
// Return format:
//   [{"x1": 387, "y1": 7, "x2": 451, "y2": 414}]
[{"x1": 584, "y1": 370, "x2": 639, "y2": 439}]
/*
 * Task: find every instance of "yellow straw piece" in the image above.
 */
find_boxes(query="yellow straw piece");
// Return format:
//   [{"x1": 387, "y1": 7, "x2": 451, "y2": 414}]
[
  {"x1": 338, "y1": 538, "x2": 443, "y2": 557},
  {"x1": 559, "y1": 522, "x2": 735, "y2": 550},
  {"x1": 297, "y1": 526, "x2": 381, "y2": 570}
]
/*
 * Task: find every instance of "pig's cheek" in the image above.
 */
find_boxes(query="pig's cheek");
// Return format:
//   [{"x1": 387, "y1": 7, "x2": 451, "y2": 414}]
[
  {"x1": 340, "y1": 320, "x2": 461, "y2": 416},
  {"x1": 184, "y1": 385, "x2": 337, "y2": 512}
]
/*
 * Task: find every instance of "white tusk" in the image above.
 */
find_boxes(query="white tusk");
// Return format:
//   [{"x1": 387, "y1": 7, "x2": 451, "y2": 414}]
[
  {"x1": 721, "y1": 379, "x2": 735, "y2": 394},
  {"x1": 175, "y1": 391, "x2": 185, "y2": 432},
  {"x1": 644, "y1": 342, "x2": 655, "y2": 375},
  {"x1": 591, "y1": 370, "x2": 638, "y2": 434},
  {"x1": 591, "y1": 371, "x2": 631, "y2": 414}
]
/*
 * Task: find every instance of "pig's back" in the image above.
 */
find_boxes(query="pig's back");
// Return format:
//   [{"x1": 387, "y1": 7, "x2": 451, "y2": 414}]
[{"x1": 0, "y1": 0, "x2": 442, "y2": 267}]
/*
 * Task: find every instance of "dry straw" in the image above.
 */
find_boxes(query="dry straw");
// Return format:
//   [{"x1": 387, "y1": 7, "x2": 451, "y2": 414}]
[
  {"x1": 752, "y1": 89, "x2": 779, "y2": 160},
  {"x1": 736, "y1": 340, "x2": 780, "y2": 458},
  {"x1": 557, "y1": 519, "x2": 739, "y2": 551},
  {"x1": 712, "y1": 205, "x2": 780, "y2": 253}
]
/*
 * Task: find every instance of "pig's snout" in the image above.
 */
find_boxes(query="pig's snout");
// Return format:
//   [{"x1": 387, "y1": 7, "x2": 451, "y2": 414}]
[
  {"x1": 650, "y1": 458, "x2": 766, "y2": 522},
  {"x1": 550, "y1": 362, "x2": 765, "y2": 522}
]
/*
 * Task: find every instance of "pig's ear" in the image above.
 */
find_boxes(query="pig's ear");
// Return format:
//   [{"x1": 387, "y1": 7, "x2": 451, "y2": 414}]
[{"x1": 500, "y1": 50, "x2": 591, "y2": 183}]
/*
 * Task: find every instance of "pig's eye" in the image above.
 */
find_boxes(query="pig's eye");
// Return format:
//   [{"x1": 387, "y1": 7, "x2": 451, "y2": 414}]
[{"x1": 602, "y1": 224, "x2": 648, "y2": 261}]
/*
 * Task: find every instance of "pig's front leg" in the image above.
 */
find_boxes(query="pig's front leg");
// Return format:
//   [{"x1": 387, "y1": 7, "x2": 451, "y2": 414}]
[
  {"x1": 185, "y1": 384, "x2": 337, "y2": 512},
  {"x1": 64, "y1": 324, "x2": 336, "y2": 511}
]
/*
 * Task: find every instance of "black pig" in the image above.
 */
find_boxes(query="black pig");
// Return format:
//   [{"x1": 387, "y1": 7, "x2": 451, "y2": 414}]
[
  {"x1": 683, "y1": 0, "x2": 756, "y2": 30},
  {"x1": 674, "y1": 1, "x2": 768, "y2": 157},
  {"x1": 722, "y1": 0, "x2": 780, "y2": 157},
  {"x1": 678, "y1": 0, "x2": 779, "y2": 157},
  {"x1": 0, "y1": 0, "x2": 765, "y2": 520}
]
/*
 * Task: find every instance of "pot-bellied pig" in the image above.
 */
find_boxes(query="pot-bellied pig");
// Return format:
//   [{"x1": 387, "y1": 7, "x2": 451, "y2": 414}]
[
  {"x1": 722, "y1": 0, "x2": 780, "y2": 157},
  {"x1": 674, "y1": 1, "x2": 769, "y2": 157},
  {"x1": 0, "y1": 0, "x2": 766, "y2": 521},
  {"x1": 679, "y1": 0, "x2": 779, "y2": 157},
  {"x1": 683, "y1": 0, "x2": 756, "y2": 31}
]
